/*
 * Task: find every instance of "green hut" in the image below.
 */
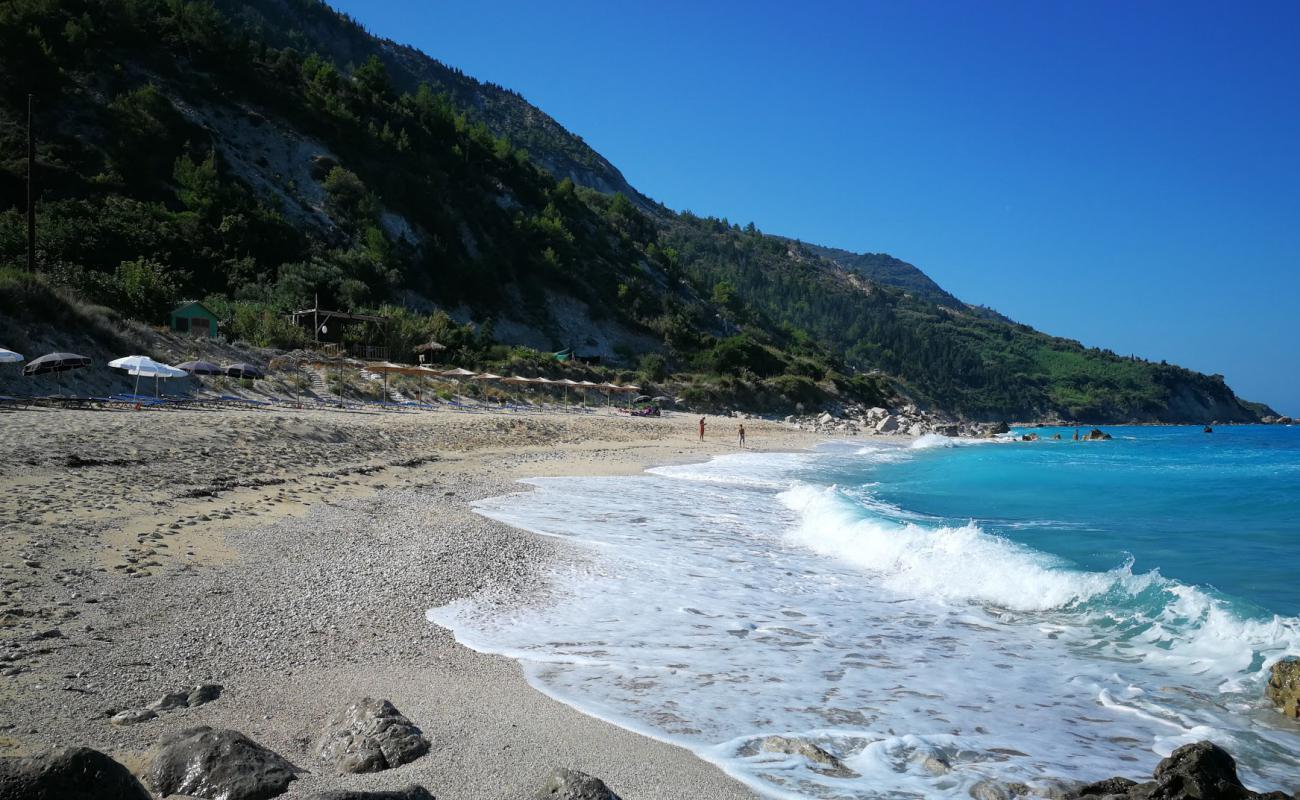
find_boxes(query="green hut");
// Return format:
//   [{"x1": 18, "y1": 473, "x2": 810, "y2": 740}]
[{"x1": 169, "y1": 301, "x2": 219, "y2": 337}]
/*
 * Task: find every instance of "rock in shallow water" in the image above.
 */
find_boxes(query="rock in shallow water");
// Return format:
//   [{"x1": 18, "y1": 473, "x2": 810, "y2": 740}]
[
  {"x1": 0, "y1": 746, "x2": 151, "y2": 800},
  {"x1": 759, "y1": 735, "x2": 856, "y2": 777},
  {"x1": 317, "y1": 698, "x2": 430, "y2": 774},
  {"x1": 145, "y1": 726, "x2": 297, "y2": 800},
  {"x1": 532, "y1": 767, "x2": 620, "y2": 800},
  {"x1": 1069, "y1": 740, "x2": 1292, "y2": 799},
  {"x1": 1267, "y1": 658, "x2": 1300, "y2": 718}
]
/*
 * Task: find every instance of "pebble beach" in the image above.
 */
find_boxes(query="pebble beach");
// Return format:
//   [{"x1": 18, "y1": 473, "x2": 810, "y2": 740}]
[{"x1": 0, "y1": 403, "x2": 830, "y2": 798}]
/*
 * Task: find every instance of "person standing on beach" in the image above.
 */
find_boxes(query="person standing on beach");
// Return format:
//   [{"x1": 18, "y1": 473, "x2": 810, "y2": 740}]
[
  {"x1": 738, "y1": 423, "x2": 746, "y2": 449},
  {"x1": 699, "y1": 417, "x2": 706, "y2": 441}
]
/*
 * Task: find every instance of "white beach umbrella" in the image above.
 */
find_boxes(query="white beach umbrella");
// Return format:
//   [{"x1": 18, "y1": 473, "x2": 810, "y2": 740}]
[
  {"x1": 109, "y1": 355, "x2": 187, "y2": 398},
  {"x1": 0, "y1": 347, "x2": 24, "y2": 364}
]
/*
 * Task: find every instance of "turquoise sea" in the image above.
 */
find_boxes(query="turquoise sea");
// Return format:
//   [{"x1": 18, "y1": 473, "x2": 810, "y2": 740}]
[{"x1": 431, "y1": 424, "x2": 1300, "y2": 799}]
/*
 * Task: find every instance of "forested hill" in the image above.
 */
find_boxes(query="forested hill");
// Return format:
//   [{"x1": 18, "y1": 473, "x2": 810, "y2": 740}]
[
  {"x1": 0, "y1": 0, "x2": 1274, "y2": 423},
  {"x1": 211, "y1": 0, "x2": 643, "y2": 201}
]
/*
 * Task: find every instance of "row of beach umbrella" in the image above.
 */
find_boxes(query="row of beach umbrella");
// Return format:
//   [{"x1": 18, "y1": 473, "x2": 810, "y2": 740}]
[
  {"x1": 2, "y1": 345, "x2": 643, "y2": 406},
  {"x1": 357, "y1": 362, "x2": 641, "y2": 406},
  {"x1": 0, "y1": 347, "x2": 265, "y2": 393}
]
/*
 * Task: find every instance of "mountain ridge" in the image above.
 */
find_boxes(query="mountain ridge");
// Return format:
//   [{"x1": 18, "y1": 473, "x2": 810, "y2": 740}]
[{"x1": 0, "y1": 0, "x2": 1275, "y2": 423}]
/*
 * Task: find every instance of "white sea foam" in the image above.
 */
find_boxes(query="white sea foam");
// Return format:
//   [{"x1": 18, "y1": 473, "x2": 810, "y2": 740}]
[{"x1": 429, "y1": 448, "x2": 1300, "y2": 798}]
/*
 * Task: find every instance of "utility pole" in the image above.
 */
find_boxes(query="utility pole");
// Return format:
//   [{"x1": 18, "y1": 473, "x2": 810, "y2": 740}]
[{"x1": 26, "y1": 93, "x2": 36, "y2": 272}]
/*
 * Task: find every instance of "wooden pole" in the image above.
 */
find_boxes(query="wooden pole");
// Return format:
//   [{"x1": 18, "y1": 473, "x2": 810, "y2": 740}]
[{"x1": 26, "y1": 94, "x2": 36, "y2": 272}]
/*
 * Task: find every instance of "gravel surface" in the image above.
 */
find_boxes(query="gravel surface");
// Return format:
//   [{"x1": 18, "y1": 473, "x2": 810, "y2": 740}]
[{"x1": 0, "y1": 404, "x2": 832, "y2": 798}]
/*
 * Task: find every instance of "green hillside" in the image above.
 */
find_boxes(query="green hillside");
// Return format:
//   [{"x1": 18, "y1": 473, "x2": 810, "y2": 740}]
[{"x1": 0, "y1": 0, "x2": 1272, "y2": 422}]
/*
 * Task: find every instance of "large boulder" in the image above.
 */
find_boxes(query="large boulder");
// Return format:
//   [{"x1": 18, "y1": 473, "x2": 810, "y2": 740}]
[
  {"x1": 876, "y1": 415, "x2": 901, "y2": 434},
  {"x1": 0, "y1": 746, "x2": 151, "y2": 800},
  {"x1": 317, "y1": 698, "x2": 430, "y2": 774},
  {"x1": 1069, "y1": 741, "x2": 1290, "y2": 799},
  {"x1": 1147, "y1": 741, "x2": 1250, "y2": 798},
  {"x1": 1266, "y1": 658, "x2": 1300, "y2": 718},
  {"x1": 307, "y1": 788, "x2": 434, "y2": 800},
  {"x1": 145, "y1": 726, "x2": 297, "y2": 800},
  {"x1": 532, "y1": 767, "x2": 620, "y2": 800}
]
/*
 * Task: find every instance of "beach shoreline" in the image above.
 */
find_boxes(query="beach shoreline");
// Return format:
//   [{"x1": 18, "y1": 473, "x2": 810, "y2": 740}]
[{"x1": 0, "y1": 404, "x2": 878, "y2": 798}]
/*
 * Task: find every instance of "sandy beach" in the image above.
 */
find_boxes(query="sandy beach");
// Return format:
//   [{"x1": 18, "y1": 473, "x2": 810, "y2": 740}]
[{"x1": 0, "y1": 403, "x2": 844, "y2": 798}]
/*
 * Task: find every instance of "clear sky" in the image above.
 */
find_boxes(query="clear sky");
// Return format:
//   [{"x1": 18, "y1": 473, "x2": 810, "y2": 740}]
[{"x1": 332, "y1": 1, "x2": 1300, "y2": 415}]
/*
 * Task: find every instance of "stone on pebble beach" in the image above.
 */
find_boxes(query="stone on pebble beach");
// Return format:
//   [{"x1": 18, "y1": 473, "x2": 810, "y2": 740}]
[
  {"x1": 0, "y1": 746, "x2": 151, "y2": 800},
  {"x1": 317, "y1": 698, "x2": 430, "y2": 774},
  {"x1": 145, "y1": 726, "x2": 297, "y2": 800},
  {"x1": 307, "y1": 787, "x2": 434, "y2": 800},
  {"x1": 532, "y1": 767, "x2": 620, "y2": 800},
  {"x1": 109, "y1": 707, "x2": 157, "y2": 726}
]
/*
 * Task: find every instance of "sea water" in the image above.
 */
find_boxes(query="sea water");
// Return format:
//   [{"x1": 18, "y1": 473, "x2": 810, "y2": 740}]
[{"x1": 428, "y1": 425, "x2": 1300, "y2": 798}]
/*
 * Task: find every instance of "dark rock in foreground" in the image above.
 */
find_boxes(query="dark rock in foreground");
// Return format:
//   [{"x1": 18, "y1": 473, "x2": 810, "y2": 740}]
[
  {"x1": 0, "y1": 746, "x2": 151, "y2": 800},
  {"x1": 532, "y1": 767, "x2": 620, "y2": 800},
  {"x1": 1267, "y1": 659, "x2": 1300, "y2": 718},
  {"x1": 145, "y1": 726, "x2": 297, "y2": 800},
  {"x1": 318, "y1": 697, "x2": 431, "y2": 774},
  {"x1": 307, "y1": 787, "x2": 435, "y2": 800},
  {"x1": 1069, "y1": 740, "x2": 1291, "y2": 800}
]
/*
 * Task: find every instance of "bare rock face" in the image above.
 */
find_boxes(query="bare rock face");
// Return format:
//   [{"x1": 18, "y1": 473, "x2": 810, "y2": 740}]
[
  {"x1": 1267, "y1": 658, "x2": 1300, "y2": 718},
  {"x1": 532, "y1": 767, "x2": 620, "y2": 800},
  {"x1": 145, "y1": 726, "x2": 297, "y2": 800},
  {"x1": 0, "y1": 746, "x2": 151, "y2": 800},
  {"x1": 317, "y1": 698, "x2": 430, "y2": 774}
]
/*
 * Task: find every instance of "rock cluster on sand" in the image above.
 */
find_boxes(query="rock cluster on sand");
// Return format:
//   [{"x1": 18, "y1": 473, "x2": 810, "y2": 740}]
[
  {"x1": 784, "y1": 403, "x2": 975, "y2": 437},
  {"x1": 1267, "y1": 658, "x2": 1300, "y2": 718},
  {"x1": 111, "y1": 682, "x2": 223, "y2": 726},
  {"x1": 532, "y1": 767, "x2": 620, "y2": 800},
  {"x1": 317, "y1": 698, "x2": 431, "y2": 774},
  {"x1": 145, "y1": 726, "x2": 298, "y2": 800},
  {"x1": 1067, "y1": 741, "x2": 1291, "y2": 800},
  {"x1": 0, "y1": 746, "x2": 151, "y2": 800}
]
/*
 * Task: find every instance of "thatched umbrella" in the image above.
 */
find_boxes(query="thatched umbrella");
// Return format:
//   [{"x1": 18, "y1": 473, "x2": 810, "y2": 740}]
[
  {"x1": 362, "y1": 361, "x2": 409, "y2": 406},
  {"x1": 554, "y1": 377, "x2": 579, "y2": 409},
  {"x1": 439, "y1": 367, "x2": 477, "y2": 379}
]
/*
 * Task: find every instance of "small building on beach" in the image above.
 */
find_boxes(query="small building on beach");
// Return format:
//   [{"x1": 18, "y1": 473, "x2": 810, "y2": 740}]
[{"x1": 169, "y1": 301, "x2": 219, "y2": 337}]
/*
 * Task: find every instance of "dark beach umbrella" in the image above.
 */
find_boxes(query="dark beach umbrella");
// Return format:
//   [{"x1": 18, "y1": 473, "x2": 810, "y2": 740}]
[
  {"x1": 23, "y1": 352, "x2": 91, "y2": 376},
  {"x1": 176, "y1": 360, "x2": 223, "y2": 376},
  {"x1": 224, "y1": 363, "x2": 265, "y2": 379}
]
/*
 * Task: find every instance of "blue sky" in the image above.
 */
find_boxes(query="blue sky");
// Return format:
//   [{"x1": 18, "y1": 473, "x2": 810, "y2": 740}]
[{"x1": 333, "y1": 1, "x2": 1300, "y2": 415}]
